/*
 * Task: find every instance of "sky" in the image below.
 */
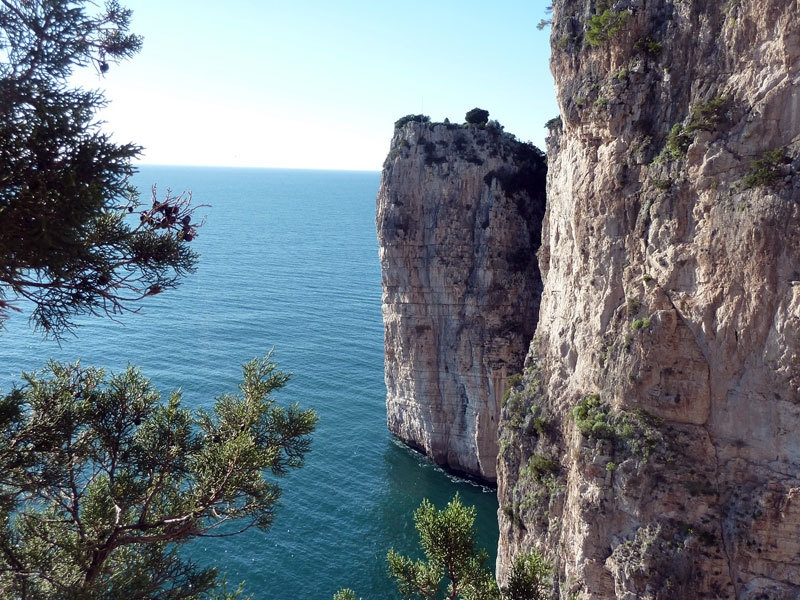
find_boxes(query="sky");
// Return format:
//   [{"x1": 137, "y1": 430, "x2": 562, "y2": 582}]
[{"x1": 76, "y1": 1, "x2": 558, "y2": 172}]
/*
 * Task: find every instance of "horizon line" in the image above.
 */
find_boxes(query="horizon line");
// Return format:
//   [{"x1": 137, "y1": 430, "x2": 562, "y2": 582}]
[{"x1": 134, "y1": 162, "x2": 382, "y2": 174}]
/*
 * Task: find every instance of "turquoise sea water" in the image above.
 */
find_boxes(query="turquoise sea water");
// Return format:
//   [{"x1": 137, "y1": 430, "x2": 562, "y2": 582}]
[{"x1": 0, "y1": 166, "x2": 499, "y2": 599}]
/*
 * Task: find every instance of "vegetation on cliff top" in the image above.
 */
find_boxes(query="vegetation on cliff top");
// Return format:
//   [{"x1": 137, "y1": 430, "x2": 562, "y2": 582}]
[
  {"x1": 585, "y1": 5, "x2": 630, "y2": 47},
  {"x1": 395, "y1": 114, "x2": 432, "y2": 128},
  {"x1": 465, "y1": 107, "x2": 490, "y2": 126}
]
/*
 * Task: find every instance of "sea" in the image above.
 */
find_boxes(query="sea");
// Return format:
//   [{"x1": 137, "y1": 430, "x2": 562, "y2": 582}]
[{"x1": 0, "y1": 166, "x2": 499, "y2": 599}]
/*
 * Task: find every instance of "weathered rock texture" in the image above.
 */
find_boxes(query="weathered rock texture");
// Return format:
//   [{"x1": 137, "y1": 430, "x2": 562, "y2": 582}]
[
  {"x1": 498, "y1": 1, "x2": 800, "y2": 598},
  {"x1": 377, "y1": 118, "x2": 547, "y2": 482}
]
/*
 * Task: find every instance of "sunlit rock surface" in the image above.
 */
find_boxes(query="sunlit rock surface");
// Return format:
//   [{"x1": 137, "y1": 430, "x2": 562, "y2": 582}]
[
  {"x1": 497, "y1": 2, "x2": 800, "y2": 598},
  {"x1": 377, "y1": 118, "x2": 546, "y2": 482}
]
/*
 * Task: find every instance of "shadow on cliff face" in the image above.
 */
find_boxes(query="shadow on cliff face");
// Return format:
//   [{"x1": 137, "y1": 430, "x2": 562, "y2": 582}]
[{"x1": 377, "y1": 117, "x2": 548, "y2": 484}]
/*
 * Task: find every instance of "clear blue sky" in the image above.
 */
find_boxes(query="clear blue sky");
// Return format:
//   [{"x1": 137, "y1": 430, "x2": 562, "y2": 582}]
[{"x1": 77, "y1": 1, "x2": 557, "y2": 171}]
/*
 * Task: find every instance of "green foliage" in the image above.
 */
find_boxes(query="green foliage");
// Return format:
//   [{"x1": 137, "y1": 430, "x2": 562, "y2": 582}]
[
  {"x1": 386, "y1": 494, "x2": 500, "y2": 600},
  {"x1": 465, "y1": 108, "x2": 490, "y2": 126},
  {"x1": 486, "y1": 120, "x2": 504, "y2": 134},
  {"x1": 506, "y1": 373, "x2": 524, "y2": 389},
  {"x1": 657, "y1": 97, "x2": 731, "y2": 163},
  {"x1": 634, "y1": 36, "x2": 662, "y2": 56},
  {"x1": 529, "y1": 417, "x2": 549, "y2": 437},
  {"x1": 741, "y1": 147, "x2": 789, "y2": 188},
  {"x1": 502, "y1": 365, "x2": 545, "y2": 432},
  {"x1": 594, "y1": 96, "x2": 609, "y2": 110},
  {"x1": 631, "y1": 317, "x2": 652, "y2": 330},
  {"x1": 501, "y1": 550, "x2": 552, "y2": 600},
  {"x1": 503, "y1": 373, "x2": 524, "y2": 407},
  {"x1": 521, "y1": 454, "x2": 560, "y2": 482},
  {"x1": 0, "y1": 355, "x2": 317, "y2": 598},
  {"x1": 536, "y1": 4, "x2": 553, "y2": 30},
  {"x1": 0, "y1": 0, "x2": 203, "y2": 336},
  {"x1": 665, "y1": 123, "x2": 692, "y2": 159},
  {"x1": 613, "y1": 67, "x2": 629, "y2": 79},
  {"x1": 586, "y1": 7, "x2": 630, "y2": 47},
  {"x1": 395, "y1": 114, "x2": 431, "y2": 129},
  {"x1": 339, "y1": 498, "x2": 554, "y2": 600},
  {"x1": 573, "y1": 395, "x2": 616, "y2": 440},
  {"x1": 544, "y1": 115, "x2": 562, "y2": 131},
  {"x1": 652, "y1": 178, "x2": 671, "y2": 190},
  {"x1": 573, "y1": 396, "x2": 663, "y2": 461},
  {"x1": 685, "y1": 96, "x2": 730, "y2": 134}
]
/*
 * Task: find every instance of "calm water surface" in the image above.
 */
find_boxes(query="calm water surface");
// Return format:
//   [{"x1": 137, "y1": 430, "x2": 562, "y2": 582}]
[{"x1": 0, "y1": 166, "x2": 499, "y2": 599}]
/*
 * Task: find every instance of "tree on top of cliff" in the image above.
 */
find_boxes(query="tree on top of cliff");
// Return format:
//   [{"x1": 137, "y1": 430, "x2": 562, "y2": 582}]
[
  {"x1": 0, "y1": 0, "x2": 202, "y2": 337},
  {"x1": 395, "y1": 114, "x2": 431, "y2": 128},
  {"x1": 465, "y1": 108, "x2": 490, "y2": 126},
  {"x1": 0, "y1": 354, "x2": 317, "y2": 598}
]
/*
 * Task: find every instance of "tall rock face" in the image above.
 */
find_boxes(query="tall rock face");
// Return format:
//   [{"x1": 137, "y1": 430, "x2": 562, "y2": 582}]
[
  {"x1": 498, "y1": 1, "x2": 800, "y2": 598},
  {"x1": 377, "y1": 118, "x2": 547, "y2": 482}
]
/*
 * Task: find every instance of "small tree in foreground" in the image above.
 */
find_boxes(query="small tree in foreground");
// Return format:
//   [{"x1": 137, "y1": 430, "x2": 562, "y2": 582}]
[
  {"x1": 0, "y1": 353, "x2": 317, "y2": 599},
  {"x1": 386, "y1": 494, "x2": 498, "y2": 600},
  {"x1": 502, "y1": 550, "x2": 551, "y2": 600},
  {"x1": 336, "y1": 495, "x2": 552, "y2": 600}
]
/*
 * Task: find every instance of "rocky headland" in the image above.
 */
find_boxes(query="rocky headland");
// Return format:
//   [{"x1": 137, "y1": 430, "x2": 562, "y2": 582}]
[
  {"x1": 377, "y1": 1, "x2": 800, "y2": 597},
  {"x1": 377, "y1": 115, "x2": 547, "y2": 482}
]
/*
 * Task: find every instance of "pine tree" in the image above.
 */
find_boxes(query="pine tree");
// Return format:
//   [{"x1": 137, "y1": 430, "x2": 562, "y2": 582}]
[
  {"x1": 386, "y1": 494, "x2": 500, "y2": 600},
  {"x1": 0, "y1": 0, "x2": 200, "y2": 336},
  {"x1": 0, "y1": 354, "x2": 317, "y2": 598},
  {"x1": 0, "y1": 4, "x2": 319, "y2": 597},
  {"x1": 336, "y1": 495, "x2": 553, "y2": 600}
]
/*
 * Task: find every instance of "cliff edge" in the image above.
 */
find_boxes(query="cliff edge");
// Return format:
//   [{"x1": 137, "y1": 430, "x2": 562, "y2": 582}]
[
  {"x1": 498, "y1": 1, "x2": 800, "y2": 598},
  {"x1": 377, "y1": 116, "x2": 547, "y2": 482}
]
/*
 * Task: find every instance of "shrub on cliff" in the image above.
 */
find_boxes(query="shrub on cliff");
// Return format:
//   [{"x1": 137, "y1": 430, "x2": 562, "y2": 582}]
[
  {"x1": 395, "y1": 114, "x2": 431, "y2": 128},
  {"x1": 742, "y1": 147, "x2": 790, "y2": 188},
  {"x1": 585, "y1": 4, "x2": 630, "y2": 47},
  {"x1": 465, "y1": 108, "x2": 490, "y2": 126}
]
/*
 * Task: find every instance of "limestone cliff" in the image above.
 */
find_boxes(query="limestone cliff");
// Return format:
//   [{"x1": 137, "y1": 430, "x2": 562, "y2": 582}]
[
  {"x1": 377, "y1": 117, "x2": 547, "y2": 482},
  {"x1": 498, "y1": 1, "x2": 800, "y2": 598}
]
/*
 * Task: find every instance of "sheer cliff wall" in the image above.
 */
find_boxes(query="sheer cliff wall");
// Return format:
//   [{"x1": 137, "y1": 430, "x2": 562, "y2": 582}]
[
  {"x1": 498, "y1": 1, "x2": 800, "y2": 598},
  {"x1": 377, "y1": 119, "x2": 546, "y2": 482}
]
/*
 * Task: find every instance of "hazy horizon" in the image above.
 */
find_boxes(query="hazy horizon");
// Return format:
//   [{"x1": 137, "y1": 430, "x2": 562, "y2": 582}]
[{"x1": 74, "y1": 1, "x2": 557, "y2": 172}]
